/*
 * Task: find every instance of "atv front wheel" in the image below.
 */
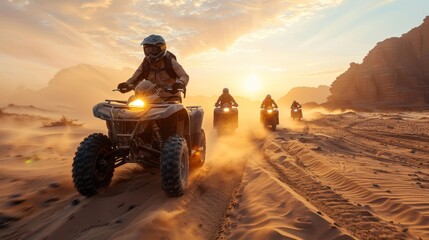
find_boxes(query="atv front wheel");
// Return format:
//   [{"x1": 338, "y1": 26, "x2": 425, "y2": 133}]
[
  {"x1": 72, "y1": 133, "x2": 115, "y2": 197},
  {"x1": 160, "y1": 135, "x2": 189, "y2": 197}
]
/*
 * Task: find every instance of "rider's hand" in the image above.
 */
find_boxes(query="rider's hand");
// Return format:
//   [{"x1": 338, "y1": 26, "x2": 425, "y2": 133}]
[
  {"x1": 172, "y1": 82, "x2": 184, "y2": 93},
  {"x1": 117, "y1": 82, "x2": 131, "y2": 93}
]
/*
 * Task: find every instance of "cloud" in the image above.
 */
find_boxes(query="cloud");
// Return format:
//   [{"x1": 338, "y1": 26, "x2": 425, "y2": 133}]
[
  {"x1": 0, "y1": 0, "x2": 343, "y2": 93},
  {"x1": 0, "y1": 0, "x2": 341, "y2": 65},
  {"x1": 81, "y1": 0, "x2": 112, "y2": 9}
]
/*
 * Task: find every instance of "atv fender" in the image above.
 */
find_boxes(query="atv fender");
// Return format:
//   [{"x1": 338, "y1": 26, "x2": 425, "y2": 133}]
[
  {"x1": 142, "y1": 104, "x2": 188, "y2": 121},
  {"x1": 189, "y1": 108, "x2": 204, "y2": 148},
  {"x1": 162, "y1": 109, "x2": 191, "y2": 156}
]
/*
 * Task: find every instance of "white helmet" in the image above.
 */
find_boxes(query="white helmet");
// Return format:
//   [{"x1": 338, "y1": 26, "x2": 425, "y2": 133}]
[{"x1": 141, "y1": 34, "x2": 167, "y2": 63}]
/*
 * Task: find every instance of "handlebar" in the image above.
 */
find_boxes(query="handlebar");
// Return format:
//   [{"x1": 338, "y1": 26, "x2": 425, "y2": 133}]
[
  {"x1": 112, "y1": 87, "x2": 133, "y2": 93},
  {"x1": 215, "y1": 105, "x2": 238, "y2": 108},
  {"x1": 163, "y1": 88, "x2": 186, "y2": 98},
  {"x1": 112, "y1": 87, "x2": 187, "y2": 98}
]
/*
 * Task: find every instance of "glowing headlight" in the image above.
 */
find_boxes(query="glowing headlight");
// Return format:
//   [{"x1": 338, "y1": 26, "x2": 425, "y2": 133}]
[
  {"x1": 267, "y1": 109, "x2": 273, "y2": 114},
  {"x1": 223, "y1": 108, "x2": 230, "y2": 112},
  {"x1": 128, "y1": 99, "x2": 145, "y2": 108},
  {"x1": 294, "y1": 109, "x2": 298, "y2": 112}
]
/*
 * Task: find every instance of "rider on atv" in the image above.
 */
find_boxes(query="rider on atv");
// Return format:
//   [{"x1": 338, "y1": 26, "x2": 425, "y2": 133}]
[
  {"x1": 214, "y1": 88, "x2": 239, "y2": 107},
  {"x1": 213, "y1": 88, "x2": 239, "y2": 134},
  {"x1": 291, "y1": 100, "x2": 302, "y2": 109},
  {"x1": 117, "y1": 34, "x2": 189, "y2": 96},
  {"x1": 260, "y1": 94, "x2": 279, "y2": 129},
  {"x1": 290, "y1": 100, "x2": 303, "y2": 121},
  {"x1": 75, "y1": 35, "x2": 205, "y2": 198},
  {"x1": 261, "y1": 94, "x2": 278, "y2": 109}
]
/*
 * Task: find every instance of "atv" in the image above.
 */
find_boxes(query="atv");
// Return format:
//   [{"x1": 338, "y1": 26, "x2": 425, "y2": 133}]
[
  {"x1": 72, "y1": 82, "x2": 206, "y2": 197},
  {"x1": 291, "y1": 107, "x2": 303, "y2": 121},
  {"x1": 260, "y1": 106, "x2": 279, "y2": 131},
  {"x1": 213, "y1": 103, "x2": 238, "y2": 135}
]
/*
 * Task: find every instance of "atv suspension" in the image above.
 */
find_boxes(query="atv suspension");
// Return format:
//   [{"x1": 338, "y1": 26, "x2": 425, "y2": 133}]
[{"x1": 151, "y1": 122, "x2": 163, "y2": 146}]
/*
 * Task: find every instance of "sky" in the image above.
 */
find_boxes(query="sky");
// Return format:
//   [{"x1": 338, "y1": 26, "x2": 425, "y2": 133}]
[{"x1": 1, "y1": 0, "x2": 429, "y2": 100}]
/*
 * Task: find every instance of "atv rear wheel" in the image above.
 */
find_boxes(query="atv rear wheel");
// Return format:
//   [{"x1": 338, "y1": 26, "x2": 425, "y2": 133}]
[
  {"x1": 72, "y1": 133, "x2": 115, "y2": 197},
  {"x1": 191, "y1": 129, "x2": 206, "y2": 168},
  {"x1": 160, "y1": 135, "x2": 189, "y2": 197}
]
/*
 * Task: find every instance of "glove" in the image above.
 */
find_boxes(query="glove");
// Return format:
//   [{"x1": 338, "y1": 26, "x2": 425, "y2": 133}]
[
  {"x1": 117, "y1": 82, "x2": 131, "y2": 93},
  {"x1": 172, "y1": 82, "x2": 184, "y2": 93}
]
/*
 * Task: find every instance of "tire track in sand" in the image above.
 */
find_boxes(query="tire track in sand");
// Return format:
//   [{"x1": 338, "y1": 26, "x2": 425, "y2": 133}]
[
  {"x1": 311, "y1": 119, "x2": 429, "y2": 169},
  {"x1": 262, "y1": 138, "x2": 415, "y2": 240}
]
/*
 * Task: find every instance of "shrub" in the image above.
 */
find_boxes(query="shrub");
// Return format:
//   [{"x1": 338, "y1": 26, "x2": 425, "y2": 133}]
[{"x1": 43, "y1": 116, "x2": 83, "y2": 127}]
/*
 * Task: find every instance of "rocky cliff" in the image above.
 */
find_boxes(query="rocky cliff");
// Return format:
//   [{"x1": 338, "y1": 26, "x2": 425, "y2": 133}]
[
  {"x1": 327, "y1": 16, "x2": 429, "y2": 109},
  {"x1": 278, "y1": 85, "x2": 330, "y2": 107}
]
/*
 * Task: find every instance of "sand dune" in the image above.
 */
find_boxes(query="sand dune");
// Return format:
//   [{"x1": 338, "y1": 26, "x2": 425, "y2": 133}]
[{"x1": 1, "y1": 104, "x2": 428, "y2": 239}]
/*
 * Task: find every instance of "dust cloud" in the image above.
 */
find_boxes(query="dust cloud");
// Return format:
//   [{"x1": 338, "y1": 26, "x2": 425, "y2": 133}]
[{"x1": 195, "y1": 99, "x2": 267, "y2": 167}]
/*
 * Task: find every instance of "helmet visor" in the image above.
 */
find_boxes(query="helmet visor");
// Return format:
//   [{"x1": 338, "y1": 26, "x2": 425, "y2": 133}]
[{"x1": 143, "y1": 45, "x2": 162, "y2": 56}]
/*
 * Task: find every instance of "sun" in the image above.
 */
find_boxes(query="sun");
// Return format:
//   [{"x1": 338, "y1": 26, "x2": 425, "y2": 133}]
[{"x1": 244, "y1": 74, "x2": 262, "y2": 94}]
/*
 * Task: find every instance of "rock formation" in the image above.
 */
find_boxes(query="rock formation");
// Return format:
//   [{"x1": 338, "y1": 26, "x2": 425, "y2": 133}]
[
  {"x1": 327, "y1": 16, "x2": 429, "y2": 109},
  {"x1": 278, "y1": 85, "x2": 330, "y2": 107},
  {"x1": 7, "y1": 64, "x2": 134, "y2": 109}
]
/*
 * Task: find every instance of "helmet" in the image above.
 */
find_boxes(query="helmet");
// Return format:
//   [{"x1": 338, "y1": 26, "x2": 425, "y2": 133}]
[
  {"x1": 141, "y1": 34, "x2": 167, "y2": 63},
  {"x1": 223, "y1": 88, "x2": 229, "y2": 94},
  {"x1": 266, "y1": 94, "x2": 271, "y2": 99}
]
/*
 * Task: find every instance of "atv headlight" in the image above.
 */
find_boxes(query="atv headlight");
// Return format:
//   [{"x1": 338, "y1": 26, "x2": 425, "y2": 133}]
[
  {"x1": 294, "y1": 109, "x2": 298, "y2": 112},
  {"x1": 223, "y1": 108, "x2": 230, "y2": 112},
  {"x1": 128, "y1": 99, "x2": 145, "y2": 108},
  {"x1": 267, "y1": 109, "x2": 273, "y2": 114}
]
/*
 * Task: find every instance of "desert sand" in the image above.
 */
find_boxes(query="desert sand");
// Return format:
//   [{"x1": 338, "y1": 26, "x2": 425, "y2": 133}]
[{"x1": 0, "y1": 103, "x2": 428, "y2": 240}]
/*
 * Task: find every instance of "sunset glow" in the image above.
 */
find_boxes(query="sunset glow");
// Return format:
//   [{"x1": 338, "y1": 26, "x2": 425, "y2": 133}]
[
  {"x1": 243, "y1": 74, "x2": 262, "y2": 96},
  {"x1": 0, "y1": 0, "x2": 428, "y2": 100}
]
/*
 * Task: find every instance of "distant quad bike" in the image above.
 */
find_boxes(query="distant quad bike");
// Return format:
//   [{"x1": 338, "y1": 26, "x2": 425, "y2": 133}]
[
  {"x1": 291, "y1": 107, "x2": 303, "y2": 121},
  {"x1": 213, "y1": 103, "x2": 238, "y2": 135},
  {"x1": 260, "y1": 106, "x2": 279, "y2": 131},
  {"x1": 72, "y1": 82, "x2": 206, "y2": 197}
]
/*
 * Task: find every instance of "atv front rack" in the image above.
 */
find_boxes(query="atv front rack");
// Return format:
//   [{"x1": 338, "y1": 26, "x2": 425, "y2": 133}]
[
  {"x1": 101, "y1": 101, "x2": 156, "y2": 149},
  {"x1": 105, "y1": 99, "x2": 128, "y2": 104}
]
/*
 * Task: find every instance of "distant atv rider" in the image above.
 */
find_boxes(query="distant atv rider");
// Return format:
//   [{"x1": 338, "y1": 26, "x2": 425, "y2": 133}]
[
  {"x1": 291, "y1": 100, "x2": 301, "y2": 109},
  {"x1": 260, "y1": 94, "x2": 278, "y2": 109},
  {"x1": 215, "y1": 88, "x2": 239, "y2": 107},
  {"x1": 117, "y1": 34, "x2": 189, "y2": 96},
  {"x1": 260, "y1": 94, "x2": 279, "y2": 123}
]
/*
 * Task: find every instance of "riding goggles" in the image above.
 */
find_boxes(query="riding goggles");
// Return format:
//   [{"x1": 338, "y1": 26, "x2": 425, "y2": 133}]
[{"x1": 143, "y1": 45, "x2": 164, "y2": 55}]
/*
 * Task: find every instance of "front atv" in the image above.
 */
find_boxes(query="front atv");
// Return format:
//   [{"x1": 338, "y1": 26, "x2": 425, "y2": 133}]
[{"x1": 72, "y1": 83, "x2": 206, "y2": 197}]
